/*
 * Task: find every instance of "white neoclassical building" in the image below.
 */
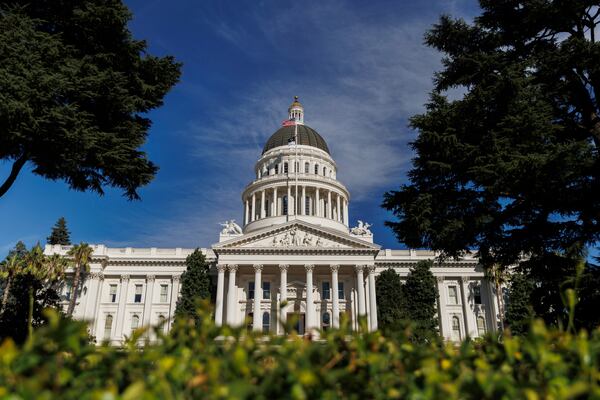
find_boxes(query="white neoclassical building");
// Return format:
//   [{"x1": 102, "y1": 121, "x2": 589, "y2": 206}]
[{"x1": 46, "y1": 97, "x2": 501, "y2": 344}]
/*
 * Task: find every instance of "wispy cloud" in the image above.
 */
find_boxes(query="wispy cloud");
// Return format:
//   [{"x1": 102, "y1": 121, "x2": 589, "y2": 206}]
[{"x1": 131, "y1": 1, "x2": 475, "y2": 248}]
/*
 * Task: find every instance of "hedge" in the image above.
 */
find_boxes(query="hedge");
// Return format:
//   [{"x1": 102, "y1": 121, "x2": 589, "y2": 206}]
[{"x1": 0, "y1": 304, "x2": 598, "y2": 399}]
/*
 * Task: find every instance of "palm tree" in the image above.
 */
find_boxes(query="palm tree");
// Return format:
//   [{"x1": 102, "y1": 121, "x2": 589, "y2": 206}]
[
  {"x1": 0, "y1": 255, "x2": 24, "y2": 316},
  {"x1": 22, "y1": 245, "x2": 47, "y2": 339},
  {"x1": 43, "y1": 254, "x2": 68, "y2": 290},
  {"x1": 66, "y1": 243, "x2": 94, "y2": 317},
  {"x1": 485, "y1": 263, "x2": 509, "y2": 332}
]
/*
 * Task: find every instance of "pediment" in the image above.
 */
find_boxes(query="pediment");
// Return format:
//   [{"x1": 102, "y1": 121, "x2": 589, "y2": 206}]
[{"x1": 212, "y1": 221, "x2": 380, "y2": 252}]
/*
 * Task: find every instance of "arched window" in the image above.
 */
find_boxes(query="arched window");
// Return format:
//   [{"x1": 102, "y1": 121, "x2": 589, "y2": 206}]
[
  {"x1": 477, "y1": 316, "x2": 486, "y2": 336},
  {"x1": 104, "y1": 315, "x2": 113, "y2": 340},
  {"x1": 452, "y1": 316, "x2": 461, "y2": 341},
  {"x1": 131, "y1": 314, "x2": 140, "y2": 333},
  {"x1": 275, "y1": 164, "x2": 279, "y2": 174},
  {"x1": 322, "y1": 312, "x2": 331, "y2": 331},
  {"x1": 304, "y1": 162, "x2": 309, "y2": 173},
  {"x1": 284, "y1": 162, "x2": 288, "y2": 174},
  {"x1": 323, "y1": 166, "x2": 326, "y2": 176},
  {"x1": 314, "y1": 164, "x2": 319, "y2": 174},
  {"x1": 283, "y1": 195, "x2": 288, "y2": 215},
  {"x1": 262, "y1": 312, "x2": 270, "y2": 333}
]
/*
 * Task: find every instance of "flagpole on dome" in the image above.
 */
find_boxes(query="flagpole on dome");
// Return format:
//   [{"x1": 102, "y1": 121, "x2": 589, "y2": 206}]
[{"x1": 294, "y1": 100, "x2": 299, "y2": 220}]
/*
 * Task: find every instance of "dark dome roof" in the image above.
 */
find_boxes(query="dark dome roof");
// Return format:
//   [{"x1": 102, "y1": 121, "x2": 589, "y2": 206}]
[{"x1": 262, "y1": 124, "x2": 330, "y2": 154}]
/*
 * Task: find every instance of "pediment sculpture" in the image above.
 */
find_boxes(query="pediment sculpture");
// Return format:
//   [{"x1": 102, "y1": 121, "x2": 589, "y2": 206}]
[
  {"x1": 220, "y1": 219, "x2": 243, "y2": 235},
  {"x1": 350, "y1": 220, "x2": 372, "y2": 236}
]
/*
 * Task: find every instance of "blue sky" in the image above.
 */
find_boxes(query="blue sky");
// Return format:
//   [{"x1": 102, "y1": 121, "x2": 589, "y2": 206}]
[{"x1": 0, "y1": 0, "x2": 479, "y2": 256}]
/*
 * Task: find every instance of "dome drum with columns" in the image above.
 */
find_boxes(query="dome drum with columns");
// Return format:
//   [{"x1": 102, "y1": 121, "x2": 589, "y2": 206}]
[{"x1": 45, "y1": 97, "x2": 502, "y2": 344}]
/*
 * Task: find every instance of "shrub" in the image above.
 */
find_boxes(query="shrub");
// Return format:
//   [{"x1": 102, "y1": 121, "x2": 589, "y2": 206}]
[{"x1": 0, "y1": 303, "x2": 598, "y2": 399}]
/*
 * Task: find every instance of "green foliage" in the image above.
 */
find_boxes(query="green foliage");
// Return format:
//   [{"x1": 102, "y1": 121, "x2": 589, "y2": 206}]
[
  {"x1": 175, "y1": 249, "x2": 211, "y2": 325},
  {"x1": 0, "y1": 304, "x2": 599, "y2": 398},
  {"x1": 66, "y1": 243, "x2": 93, "y2": 317},
  {"x1": 403, "y1": 260, "x2": 439, "y2": 341},
  {"x1": 0, "y1": 1, "x2": 182, "y2": 199},
  {"x1": 0, "y1": 243, "x2": 62, "y2": 343},
  {"x1": 375, "y1": 268, "x2": 404, "y2": 332},
  {"x1": 47, "y1": 217, "x2": 71, "y2": 245},
  {"x1": 505, "y1": 272, "x2": 534, "y2": 336},
  {"x1": 382, "y1": 1, "x2": 599, "y2": 274},
  {"x1": 376, "y1": 262, "x2": 439, "y2": 341}
]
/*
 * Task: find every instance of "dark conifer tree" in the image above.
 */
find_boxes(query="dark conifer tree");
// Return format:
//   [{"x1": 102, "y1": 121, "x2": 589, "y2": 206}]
[
  {"x1": 402, "y1": 260, "x2": 439, "y2": 342},
  {"x1": 47, "y1": 217, "x2": 71, "y2": 245},
  {"x1": 375, "y1": 268, "x2": 405, "y2": 333},
  {"x1": 505, "y1": 272, "x2": 534, "y2": 336},
  {"x1": 175, "y1": 249, "x2": 211, "y2": 325}
]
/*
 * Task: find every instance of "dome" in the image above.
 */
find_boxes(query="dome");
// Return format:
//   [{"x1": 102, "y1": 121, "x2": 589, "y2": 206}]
[{"x1": 262, "y1": 124, "x2": 330, "y2": 155}]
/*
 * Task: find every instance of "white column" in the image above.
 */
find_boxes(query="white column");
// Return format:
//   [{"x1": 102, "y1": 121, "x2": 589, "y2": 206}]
[
  {"x1": 245, "y1": 199, "x2": 249, "y2": 225},
  {"x1": 260, "y1": 190, "x2": 266, "y2": 219},
  {"x1": 327, "y1": 190, "x2": 332, "y2": 219},
  {"x1": 273, "y1": 187, "x2": 278, "y2": 216},
  {"x1": 301, "y1": 185, "x2": 306, "y2": 215},
  {"x1": 343, "y1": 199, "x2": 349, "y2": 225},
  {"x1": 437, "y1": 276, "x2": 449, "y2": 339},
  {"x1": 115, "y1": 275, "x2": 130, "y2": 341},
  {"x1": 331, "y1": 264, "x2": 340, "y2": 329},
  {"x1": 287, "y1": 186, "x2": 292, "y2": 215},
  {"x1": 142, "y1": 275, "x2": 156, "y2": 327},
  {"x1": 166, "y1": 275, "x2": 180, "y2": 330},
  {"x1": 252, "y1": 264, "x2": 263, "y2": 331},
  {"x1": 315, "y1": 189, "x2": 320, "y2": 217},
  {"x1": 89, "y1": 272, "x2": 104, "y2": 339},
  {"x1": 485, "y1": 280, "x2": 499, "y2": 333},
  {"x1": 251, "y1": 193, "x2": 256, "y2": 222},
  {"x1": 279, "y1": 264, "x2": 288, "y2": 333},
  {"x1": 305, "y1": 264, "x2": 315, "y2": 332},
  {"x1": 460, "y1": 277, "x2": 475, "y2": 337},
  {"x1": 336, "y1": 194, "x2": 341, "y2": 221},
  {"x1": 226, "y1": 265, "x2": 238, "y2": 326},
  {"x1": 355, "y1": 265, "x2": 366, "y2": 319},
  {"x1": 215, "y1": 265, "x2": 226, "y2": 326},
  {"x1": 367, "y1": 266, "x2": 378, "y2": 331}
]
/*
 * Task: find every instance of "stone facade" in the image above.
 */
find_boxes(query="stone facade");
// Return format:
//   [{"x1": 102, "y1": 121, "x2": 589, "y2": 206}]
[{"x1": 45, "y1": 98, "x2": 500, "y2": 344}]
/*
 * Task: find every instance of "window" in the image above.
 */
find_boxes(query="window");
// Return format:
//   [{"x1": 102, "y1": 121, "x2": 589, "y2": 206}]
[
  {"x1": 65, "y1": 281, "x2": 72, "y2": 301},
  {"x1": 314, "y1": 164, "x2": 319, "y2": 174},
  {"x1": 275, "y1": 164, "x2": 279, "y2": 174},
  {"x1": 262, "y1": 312, "x2": 270, "y2": 333},
  {"x1": 322, "y1": 282, "x2": 331, "y2": 300},
  {"x1": 160, "y1": 284, "x2": 168, "y2": 303},
  {"x1": 322, "y1": 166, "x2": 326, "y2": 176},
  {"x1": 131, "y1": 314, "x2": 140, "y2": 332},
  {"x1": 157, "y1": 315, "x2": 167, "y2": 333},
  {"x1": 295, "y1": 161, "x2": 299, "y2": 173},
  {"x1": 322, "y1": 312, "x2": 331, "y2": 331},
  {"x1": 248, "y1": 281, "x2": 255, "y2": 300},
  {"x1": 305, "y1": 196, "x2": 310, "y2": 215},
  {"x1": 134, "y1": 284, "x2": 143, "y2": 303},
  {"x1": 284, "y1": 162, "x2": 288, "y2": 174},
  {"x1": 477, "y1": 316, "x2": 486, "y2": 336},
  {"x1": 109, "y1": 284, "x2": 117, "y2": 303},
  {"x1": 262, "y1": 281, "x2": 271, "y2": 300},
  {"x1": 448, "y1": 286, "x2": 458, "y2": 305},
  {"x1": 264, "y1": 200, "x2": 269, "y2": 217},
  {"x1": 283, "y1": 195, "x2": 288, "y2": 215},
  {"x1": 452, "y1": 316, "x2": 461, "y2": 341},
  {"x1": 304, "y1": 162, "x2": 309, "y2": 173},
  {"x1": 473, "y1": 285, "x2": 482, "y2": 304},
  {"x1": 338, "y1": 282, "x2": 345, "y2": 300},
  {"x1": 104, "y1": 315, "x2": 113, "y2": 340}
]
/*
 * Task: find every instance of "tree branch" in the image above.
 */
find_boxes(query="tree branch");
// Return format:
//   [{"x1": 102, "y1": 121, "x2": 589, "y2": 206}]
[{"x1": 0, "y1": 154, "x2": 28, "y2": 198}]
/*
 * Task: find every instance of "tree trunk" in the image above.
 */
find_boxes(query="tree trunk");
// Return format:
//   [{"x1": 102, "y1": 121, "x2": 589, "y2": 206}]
[
  {"x1": 27, "y1": 283, "x2": 34, "y2": 340},
  {"x1": 0, "y1": 154, "x2": 27, "y2": 198},
  {"x1": 0, "y1": 276, "x2": 13, "y2": 316},
  {"x1": 66, "y1": 263, "x2": 81, "y2": 317}
]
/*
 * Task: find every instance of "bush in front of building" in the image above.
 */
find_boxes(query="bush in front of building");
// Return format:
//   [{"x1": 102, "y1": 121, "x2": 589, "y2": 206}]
[{"x1": 0, "y1": 302, "x2": 598, "y2": 399}]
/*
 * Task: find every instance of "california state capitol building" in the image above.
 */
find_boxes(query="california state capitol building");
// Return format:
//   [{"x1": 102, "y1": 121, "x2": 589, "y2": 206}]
[{"x1": 45, "y1": 97, "x2": 501, "y2": 344}]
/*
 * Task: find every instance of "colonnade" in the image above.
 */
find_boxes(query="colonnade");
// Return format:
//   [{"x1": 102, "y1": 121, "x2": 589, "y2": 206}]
[
  {"x1": 214, "y1": 264, "x2": 378, "y2": 333},
  {"x1": 243, "y1": 186, "x2": 349, "y2": 225}
]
